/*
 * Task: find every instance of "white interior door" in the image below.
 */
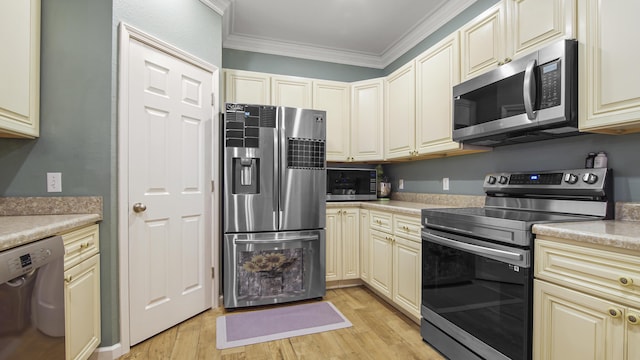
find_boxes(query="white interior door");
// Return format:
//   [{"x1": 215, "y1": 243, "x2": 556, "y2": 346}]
[{"x1": 127, "y1": 38, "x2": 212, "y2": 345}]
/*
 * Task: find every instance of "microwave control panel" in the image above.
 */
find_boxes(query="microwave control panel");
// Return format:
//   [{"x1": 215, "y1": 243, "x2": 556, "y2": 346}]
[{"x1": 539, "y1": 59, "x2": 561, "y2": 109}]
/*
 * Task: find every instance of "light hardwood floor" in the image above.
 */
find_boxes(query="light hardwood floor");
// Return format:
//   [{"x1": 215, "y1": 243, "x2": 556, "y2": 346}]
[{"x1": 118, "y1": 286, "x2": 445, "y2": 359}]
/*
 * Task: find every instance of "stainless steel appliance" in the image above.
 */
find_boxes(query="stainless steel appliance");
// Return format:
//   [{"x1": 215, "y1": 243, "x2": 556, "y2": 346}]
[
  {"x1": 326, "y1": 167, "x2": 377, "y2": 201},
  {"x1": 223, "y1": 103, "x2": 327, "y2": 308},
  {"x1": 421, "y1": 167, "x2": 613, "y2": 360},
  {"x1": 453, "y1": 39, "x2": 578, "y2": 146},
  {"x1": 0, "y1": 236, "x2": 65, "y2": 359}
]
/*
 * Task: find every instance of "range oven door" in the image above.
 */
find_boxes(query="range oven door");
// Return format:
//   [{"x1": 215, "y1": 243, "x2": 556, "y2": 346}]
[
  {"x1": 223, "y1": 229, "x2": 326, "y2": 309},
  {"x1": 421, "y1": 228, "x2": 532, "y2": 360}
]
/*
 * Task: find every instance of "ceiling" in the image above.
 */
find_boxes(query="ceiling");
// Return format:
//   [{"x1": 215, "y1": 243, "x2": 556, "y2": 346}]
[{"x1": 203, "y1": 0, "x2": 477, "y2": 69}]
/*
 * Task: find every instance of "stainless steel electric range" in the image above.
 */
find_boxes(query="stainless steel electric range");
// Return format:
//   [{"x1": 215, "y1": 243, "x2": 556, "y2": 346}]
[{"x1": 421, "y1": 167, "x2": 613, "y2": 360}]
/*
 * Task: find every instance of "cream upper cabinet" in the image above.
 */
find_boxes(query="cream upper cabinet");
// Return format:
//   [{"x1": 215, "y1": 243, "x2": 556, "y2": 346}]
[
  {"x1": 350, "y1": 78, "x2": 384, "y2": 162},
  {"x1": 0, "y1": 0, "x2": 40, "y2": 138},
  {"x1": 384, "y1": 62, "x2": 416, "y2": 160},
  {"x1": 314, "y1": 80, "x2": 351, "y2": 162},
  {"x1": 224, "y1": 69, "x2": 271, "y2": 105},
  {"x1": 271, "y1": 75, "x2": 313, "y2": 108},
  {"x1": 461, "y1": 0, "x2": 576, "y2": 81},
  {"x1": 415, "y1": 33, "x2": 463, "y2": 154},
  {"x1": 506, "y1": 0, "x2": 576, "y2": 59},
  {"x1": 459, "y1": 1, "x2": 506, "y2": 81},
  {"x1": 577, "y1": 0, "x2": 640, "y2": 134}
]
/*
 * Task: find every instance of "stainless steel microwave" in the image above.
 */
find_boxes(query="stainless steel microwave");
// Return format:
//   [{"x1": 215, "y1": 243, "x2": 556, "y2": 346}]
[
  {"x1": 326, "y1": 168, "x2": 377, "y2": 201},
  {"x1": 452, "y1": 39, "x2": 578, "y2": 146}
]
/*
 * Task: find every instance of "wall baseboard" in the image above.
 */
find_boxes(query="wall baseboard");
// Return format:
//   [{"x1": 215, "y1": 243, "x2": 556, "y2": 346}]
[{"x1": 95, "y1": 343, "x2": 123, "y2": 360}]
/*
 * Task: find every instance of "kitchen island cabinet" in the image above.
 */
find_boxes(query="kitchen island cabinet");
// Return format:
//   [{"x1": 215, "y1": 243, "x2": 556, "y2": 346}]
[
  {"x1": 0, "y1": 0, "x2": 40, "y2": 138},
  {"x1": 577, "y1": 0, "x2": 640, "y2": 134},
  {"x1": 62, "y1": 224, "x2": 101, "y2": 360}
]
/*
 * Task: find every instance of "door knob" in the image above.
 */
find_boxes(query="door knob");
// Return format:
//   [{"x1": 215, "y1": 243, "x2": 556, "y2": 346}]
[{"x1": 133, "y1": 203, "x2": 147, "y2": 213}]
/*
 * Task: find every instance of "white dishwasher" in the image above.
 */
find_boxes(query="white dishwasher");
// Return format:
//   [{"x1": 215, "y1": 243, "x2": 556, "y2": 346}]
[{"x1": 0, "y1": 235, "x2": 65, "y2": 359}]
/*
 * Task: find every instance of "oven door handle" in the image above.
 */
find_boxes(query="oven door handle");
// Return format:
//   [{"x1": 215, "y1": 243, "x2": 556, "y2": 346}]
[
  {"x1": 235, "y1": 235, "x2": 318, "y2": 244},
  {"x1": 422, "y1": 231, "x2": 523, "y2": 262}
]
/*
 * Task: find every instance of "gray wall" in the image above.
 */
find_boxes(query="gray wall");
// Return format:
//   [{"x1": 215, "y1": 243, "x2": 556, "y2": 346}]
[
  {"x1": 0, "y1": 0, "x2": 222, "y2": 348},
  {"x1": 385, "y1": 133, "x2": 640, "y2": 202}
]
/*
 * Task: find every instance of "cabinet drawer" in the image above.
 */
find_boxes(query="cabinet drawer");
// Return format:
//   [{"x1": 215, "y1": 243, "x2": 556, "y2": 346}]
[
  {"x1": 62, "y1": 224, "x2": 99, "y2": 270},
  {"x1": 370, "y1": 210, "x2": 393, "y2": 233},
  {"x1": 393, "y1": 214, "x2": 421, "y2": 242},
  {"x1": 535, "y1": 238, "x2": 640, "y2": 304}
]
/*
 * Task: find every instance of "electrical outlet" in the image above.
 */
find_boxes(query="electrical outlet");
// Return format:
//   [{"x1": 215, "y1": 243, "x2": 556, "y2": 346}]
[
  {"x1": 47, "y1": 172, "x2": 62, "y2": 193},
  {"x1": 442, "y1": 177, "x2": 449, "y2": 191},
  {"x1": 398, "y1": 179, "x2": 404, "y2": 190}
]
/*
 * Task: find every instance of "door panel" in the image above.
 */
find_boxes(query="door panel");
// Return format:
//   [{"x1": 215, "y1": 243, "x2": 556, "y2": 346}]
[{"x1": 128, "y1": 39, "x2": 211, "y2": 345}]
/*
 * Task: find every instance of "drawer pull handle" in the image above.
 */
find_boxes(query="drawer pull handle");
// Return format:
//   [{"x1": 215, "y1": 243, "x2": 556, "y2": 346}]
[
  {"x1": 65, "y1": 276, "x2": 73, "y2": 283},
  {"x1": 80, "y1": 242, "x2": 89, "y2": 249},
  {"x1": 608, "y1": 308, "x2": 622, "y2": 318},
  {"x1": 618, "y1": 277, "x2": 633, "y2": 286},
  {"x1": 627, "y1": 313, "x2": 640, "y2": 325}
]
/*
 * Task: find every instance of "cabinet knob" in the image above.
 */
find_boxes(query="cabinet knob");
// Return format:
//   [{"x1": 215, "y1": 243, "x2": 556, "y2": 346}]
[
  {"x1": 618, "y1": 276, "x2": 633, "y2": 286},
  {"x1": 504, "y1": 57, "x2": 512, "y2": 64},
  {"x1": 608, "y1": 308, "x2": 622, "y2": 318},
  {"x1": 498, "y1": 61, "x2": 505, "y2": 66},
  {"x1": 133, "y1": 202, "x2": 147, "y2": 213},
  {"x1": 627, "y1": 313, "x2": 640, "y2": 325},
  {"x1": 65, "y1": 276, "x2": 73, "y2": 283}
]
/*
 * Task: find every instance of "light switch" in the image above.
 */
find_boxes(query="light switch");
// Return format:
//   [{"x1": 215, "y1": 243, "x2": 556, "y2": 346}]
[
  {"x1": 442, "y1": 177, "x2": 449, "y2": 191},
  {"x1": 47, "y1": 172, "x2": 62, "y2": 192},
  {"x1": 399, "y1": 179, "x2": 404, "y2": 190}
]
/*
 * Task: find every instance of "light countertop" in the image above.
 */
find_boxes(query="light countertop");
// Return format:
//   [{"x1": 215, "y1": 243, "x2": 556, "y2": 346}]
[
  {"x1": 326, "y1": 200, "x2": 451, "y2": 217},
  {"x1": 0, "y1": 214, "x2": 101, "y2": 252},
  {"x1": 533, "y1": 220, "x2": 640, "y2": 252}
]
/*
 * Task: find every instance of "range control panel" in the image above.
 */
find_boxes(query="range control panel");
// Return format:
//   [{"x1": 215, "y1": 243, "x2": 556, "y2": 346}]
[{"x1": 483, "y1": 168, "x2": 611, "y2": 197}]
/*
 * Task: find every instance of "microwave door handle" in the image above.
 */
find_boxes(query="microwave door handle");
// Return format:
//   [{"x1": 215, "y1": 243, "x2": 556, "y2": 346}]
[{"x1": 523, "y1": 59, "x2": 537, "y2": 120}]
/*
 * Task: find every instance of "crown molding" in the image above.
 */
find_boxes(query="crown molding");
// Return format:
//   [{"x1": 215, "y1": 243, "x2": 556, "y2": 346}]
[
  {"x1": 199, "y1": 0, "x2": 231, "y2": 15},
  {"x1": 221, "y1": 0, "x2": 477, "y2": 69}
]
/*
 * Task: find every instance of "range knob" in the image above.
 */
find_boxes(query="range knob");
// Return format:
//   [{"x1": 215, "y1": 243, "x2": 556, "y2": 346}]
[
  {"x1": 499, "y1": 176, "x2": 509, "y2": 184},
  {"x1": 564, "y1": 173, "x2": 578, "y2": 184},
  {"x1": 582, "y1": 173, "x2": 598, "y2": 184},
  {"x1": 487, "y1": 176, "x2": 497, "y2": 184}
]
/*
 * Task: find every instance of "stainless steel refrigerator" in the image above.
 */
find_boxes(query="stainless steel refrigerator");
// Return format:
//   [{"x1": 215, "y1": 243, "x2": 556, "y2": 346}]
[{"x1": 222, "y1": 103, "x2": 326, "y2": 308}]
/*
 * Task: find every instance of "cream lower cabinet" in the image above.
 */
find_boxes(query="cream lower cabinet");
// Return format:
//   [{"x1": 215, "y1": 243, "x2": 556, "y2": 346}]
[
  {"x1": 0, "y1": 0, "x2": 40, "y2": 138},
  {"x1": 534, "y1": 237, "x2": 640, "y2": 360},
  {"x1": 359, "y1": 209, "x2": 370, "y2": 284},
  {"x1": 368, "y1": 210, "x2": 422, "y2": 322},
  {"x1": 577, "y1": 0, "x2": 640, "y2": 134},
  {"x1": 325, "y1": 208, "x2": 360, "y2": 283},
  {"x1": 62, "y1": 224, "x2": 101, "y2": 360}
]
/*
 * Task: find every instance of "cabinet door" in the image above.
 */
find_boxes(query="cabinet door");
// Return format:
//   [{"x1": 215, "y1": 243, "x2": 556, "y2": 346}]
[
  {"x1": 65, "y1": 254, "x2": 101, "y2": 360},
  {"x1": 224, "y1": 69, "x2": 270, "y2": 105},
  {"x1": 506, "y1": 0, "x2": 576, "y2": 59},
  {"x1": 341, "y1": 208, "x2": 360, "y2": 280},
  {"x1": 459, "y1": 2, "x2": 506, "y2": 81},
  {"x1": 578, "y1": 0, "x2": 640, "y2": 134},
  {"x1": 415, "y1": 33, "x2": 461, "y2": 154},
  {"x1": 533, "y1": 280, "x2": 624, "y2": 360},
  {"x1": 384, "y1": 62, "x2": 415, "y2": 160},
  {"x1": 369, "y1": 229, "x2": 393, "y2": 299},
  {"x1": 325, "y1": 209, "x2": 341, "y2": 282},
  {"x1": 628, "y1": 306, "x2": 640, "y2": 360},
  {"x1": 359, "y1": 210, "x2": 370, "y2": 284},
  {"x1": 0, "y1": 0, "x2": 40, "y2": 138},
  {"x1": 351, "y1": 78, "x2": 384, "y2": 162},
  {"x1": 271, "y1": 75, "x2": 312, "y2": 108},
  {"x1": 314, "y1": 80, "x2": 351, "y2": 162},
  {"x1": 392, "y1": 236, "x2": 421, "y2": 319}
]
